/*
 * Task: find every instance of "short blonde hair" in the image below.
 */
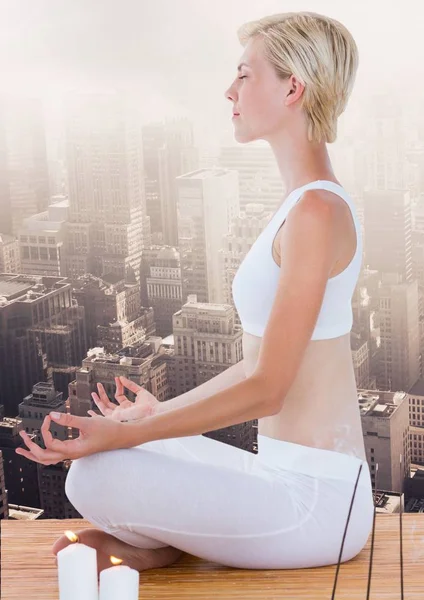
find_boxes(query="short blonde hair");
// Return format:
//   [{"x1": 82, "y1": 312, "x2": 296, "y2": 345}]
[{"x1": 237, "y1": 11, "x2": 359, "y2": 144}]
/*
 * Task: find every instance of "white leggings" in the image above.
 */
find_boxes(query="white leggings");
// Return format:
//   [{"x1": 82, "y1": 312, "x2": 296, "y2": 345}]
[{"x1": 64, "y1": 433, "x2": 374, "y2": 570}]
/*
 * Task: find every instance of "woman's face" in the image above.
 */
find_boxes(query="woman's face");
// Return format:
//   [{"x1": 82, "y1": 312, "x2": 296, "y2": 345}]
[{"x1": 224, "y1": 35, "x2": 303, "y2": 144}]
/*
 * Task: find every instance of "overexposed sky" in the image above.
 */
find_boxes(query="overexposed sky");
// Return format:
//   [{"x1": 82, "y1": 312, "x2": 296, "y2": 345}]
[{"x1": 0, "y1": 0, "x2": 422, "y2": 144}]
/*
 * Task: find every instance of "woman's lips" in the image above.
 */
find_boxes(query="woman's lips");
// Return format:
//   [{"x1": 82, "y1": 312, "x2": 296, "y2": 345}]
[{"x1": 232, "y1": 113, "x2": 240, "y2": 118}]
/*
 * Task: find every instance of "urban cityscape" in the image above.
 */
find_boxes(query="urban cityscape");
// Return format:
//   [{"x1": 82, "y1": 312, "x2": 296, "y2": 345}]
[{"x1": 1, "y1": 2, "x2": 424, "y2": 597}]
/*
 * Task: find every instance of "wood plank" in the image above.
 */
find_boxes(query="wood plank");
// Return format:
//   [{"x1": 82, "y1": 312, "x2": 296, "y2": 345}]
[{"x1": 1, "y1": 514, "x2": 423, "y2": 599}]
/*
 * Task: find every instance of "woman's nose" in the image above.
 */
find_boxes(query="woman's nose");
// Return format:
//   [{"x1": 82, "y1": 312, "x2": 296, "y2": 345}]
[{"x1": 224, "y1": 86, "x2": 235, "y2": 102}]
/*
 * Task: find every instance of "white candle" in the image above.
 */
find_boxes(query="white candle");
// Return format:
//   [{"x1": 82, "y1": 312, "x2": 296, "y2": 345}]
[
  {"x1": 57, "y1": 542, "x2": 99, "y2": 600},
  {"x1": 99, "y1": 564, "x2": 139, "y2": 600}
]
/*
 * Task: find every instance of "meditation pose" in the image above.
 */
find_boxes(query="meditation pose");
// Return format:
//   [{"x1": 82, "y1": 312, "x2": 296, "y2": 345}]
[{"x1": 17, "y1": 11, "x2": 374, "y2": 577}]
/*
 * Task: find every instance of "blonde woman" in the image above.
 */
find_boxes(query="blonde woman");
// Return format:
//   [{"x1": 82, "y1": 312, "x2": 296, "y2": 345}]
[{"x1": 20, "y1": 11, "x2": 374, "y2": 575}]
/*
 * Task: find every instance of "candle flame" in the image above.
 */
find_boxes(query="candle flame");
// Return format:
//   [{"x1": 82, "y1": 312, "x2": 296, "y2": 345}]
[
  {"x1": 64, "y1": 530, "x2": 79, "y2": 543},
  {"x1": 110, "y1": 556, "x2": 123, "y2": 565}
]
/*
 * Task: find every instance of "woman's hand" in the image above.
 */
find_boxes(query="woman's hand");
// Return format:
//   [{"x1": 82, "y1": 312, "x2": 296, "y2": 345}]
[
  {"x1": 15, "y1": 411, "x2": 131, "y2": 465},
  {"x1": 89, "y1": 376, "x2": 163, "y2": 423}
]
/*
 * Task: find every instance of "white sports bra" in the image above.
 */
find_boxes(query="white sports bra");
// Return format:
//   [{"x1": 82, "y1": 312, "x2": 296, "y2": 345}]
[{"x1": 232, "y1": 180, "x2": 362, "y2": 341}]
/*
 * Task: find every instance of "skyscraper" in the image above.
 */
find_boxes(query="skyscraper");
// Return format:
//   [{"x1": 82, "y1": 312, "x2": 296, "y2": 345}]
[
  {"x1": 0, "y1": 95, "x2": 50, "y2": 237},
  {"x1": 63, "y1": 94, "x2": 149, "y2": 282}
]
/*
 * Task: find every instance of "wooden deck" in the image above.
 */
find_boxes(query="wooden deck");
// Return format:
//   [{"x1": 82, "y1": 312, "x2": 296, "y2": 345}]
[{"x1": 1, "y1": 514, "x2": 423, "y2": 599}]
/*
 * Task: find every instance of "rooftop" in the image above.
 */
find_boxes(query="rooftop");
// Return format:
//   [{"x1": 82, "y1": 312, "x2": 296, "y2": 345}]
[
  {"x1": 0, "y1": 274, "x2": 69, "y2": 305},
  {"x1": 2, "y1": 514, "x2": 423, "y2": 599}
]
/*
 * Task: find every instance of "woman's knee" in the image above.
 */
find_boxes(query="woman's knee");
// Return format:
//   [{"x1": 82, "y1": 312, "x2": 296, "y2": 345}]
[{"x1": 65, "y1": 453, "x2": 106, "y2": 514}]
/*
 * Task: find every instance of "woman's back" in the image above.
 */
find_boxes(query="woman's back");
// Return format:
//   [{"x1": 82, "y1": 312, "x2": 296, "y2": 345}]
[{"x1": 233, "y1": 180, "x2": 366, "y2": 460}]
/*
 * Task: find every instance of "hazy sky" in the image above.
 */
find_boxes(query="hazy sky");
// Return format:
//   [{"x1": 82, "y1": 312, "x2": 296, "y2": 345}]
[{"x1": 1, "y1": 0, "x2": 422, "y2": 144}]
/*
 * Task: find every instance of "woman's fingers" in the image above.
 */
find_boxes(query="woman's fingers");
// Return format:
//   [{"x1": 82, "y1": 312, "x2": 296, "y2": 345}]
[
  {"x1": 18, "y1": 429, "x2": 62, "y2": 464},
  {"x1": 119, "y1": 376, "x2": 141, "y2": 395},
  {"x1": 114, "y1": 377, "x2": 128, "y2": 405},
  {"x1": 41, "y1": 415, "x2": 59, "y2": 451},
  {"x1": 91, "y1": 392, "x2": 104, "y2": 414},
  {"x1": 91, "y1": 383, "x2": 113, "y2": 416},
  {"x1": 16, "y1": 447, "x2": 51, "y2": 464},
  {"x1": 96, "y1": 383, "x2": 116, "y2": 410}
]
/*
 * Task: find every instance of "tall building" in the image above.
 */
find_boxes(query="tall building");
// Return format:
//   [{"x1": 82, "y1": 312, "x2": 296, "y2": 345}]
[
  {"x1": 47, "y1": 126, "x2": 68, "y2": 198},
  {"x1": 0, "y1": 409, "x2": 40, "y2": 512},
  {"x1": 0, "y1": 234, "x2": 20, "y2": 273},
  {"x1": 377, "y1": 276, "x2": 420, "y2": 392},
  {"x1": 63, "y1": 94, "x2": 149, "y2": 282},
  {"x1": 140, "y1": 246, "x2": 183, "y2": 338},
  {"x1": 351, "y1": 333, "x2": 371, "y2": 391},
  {"x1": 68, "y1": 344, "x2": 173, "y2": 423},
  {"x1": 172, "y1": 295, "x2": 256, "y2": 452},
  {"x1": 363, "y1": 188, "x2": 413, "y2": 284},
  {"x1": 218, "y1": 145, "x2": 284, "y2": 214},
  {"x1": 0, "y1": 274, "x2": 87, "y2": 417},
  {"x1": 364, "y1": 94, "x2": 409, "y2": 192},
  {"x1": 406, "y1": 379, "x2": 424, "y2": 466},
  {"x1": 363, "y1": 187, "x2": 420, "y2": 391},
  {"x1": 1, "y1": 389, "x2": 83, "y2": 519},
  {"x1": 360, "y1": 389, "x2": 410, "y2": 493},
  {"x1": 411, "y1": 220, "x2": 424, "y2": 285},
  {"x1": 0, "y1": 448, "x2": 8, "y2": 519},
  {"x1": 14, "y1": 382, "x2": 80, "y2": 518},
  {"x1": 38, "y1": 460, "x2": 80, "y2": 519},
  {"x1": 177, "y1": 167, "x2": 239, "y2": 305},
  {"x1": 18, "y1": 196, "x2": 68, "y2": 276},
  {"x1": 72, "y1": 273, "x2": 153, "y2": 353},
  {"x1": 0, "y1": 95, "x2": 50, "y2": 236},
  {"x1": 148, "y1": 118, "x2": 199, "y2": 247},
  {"x1": 141, "y1": 122, "x2": 167, "y2": 240},
  {"x1": 18, "y1": 382, "x2": 68, "y2": 447}
]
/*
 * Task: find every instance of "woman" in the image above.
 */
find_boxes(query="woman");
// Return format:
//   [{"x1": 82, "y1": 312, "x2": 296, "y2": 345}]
[{"x1": 18, "y1": 11, "x2": 374, "y2": 575}]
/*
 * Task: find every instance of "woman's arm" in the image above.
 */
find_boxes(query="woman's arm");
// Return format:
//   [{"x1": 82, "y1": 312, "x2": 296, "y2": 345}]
[
  {"x1": 157, "y1": 359, "x2": 248, "y2": 413},
  {"x1": 121, "y1": 374, "x2": 278, "y2": 448}
]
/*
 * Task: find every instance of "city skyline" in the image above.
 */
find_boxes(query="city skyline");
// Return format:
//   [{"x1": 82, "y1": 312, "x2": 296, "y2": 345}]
[
  {"x1": 1, "y1": 6, "x2": 423, "y2": 595},
  {"x1": 1, "y1": 1, "x2": 423, "y2": 149}
]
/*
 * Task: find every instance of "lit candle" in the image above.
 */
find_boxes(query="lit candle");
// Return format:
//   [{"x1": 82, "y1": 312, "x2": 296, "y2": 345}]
[
  {"x1": 99, "y1": 556, "x2": 139, "y2": 600},
  {"x1": 57, "y1": 531, "x2": 99, "y2": 600}
]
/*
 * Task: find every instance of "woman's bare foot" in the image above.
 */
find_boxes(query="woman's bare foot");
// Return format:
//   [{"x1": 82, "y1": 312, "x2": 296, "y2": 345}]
[{"x1": 52, "y1": 528, "x2": 184, "y2": 577}]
